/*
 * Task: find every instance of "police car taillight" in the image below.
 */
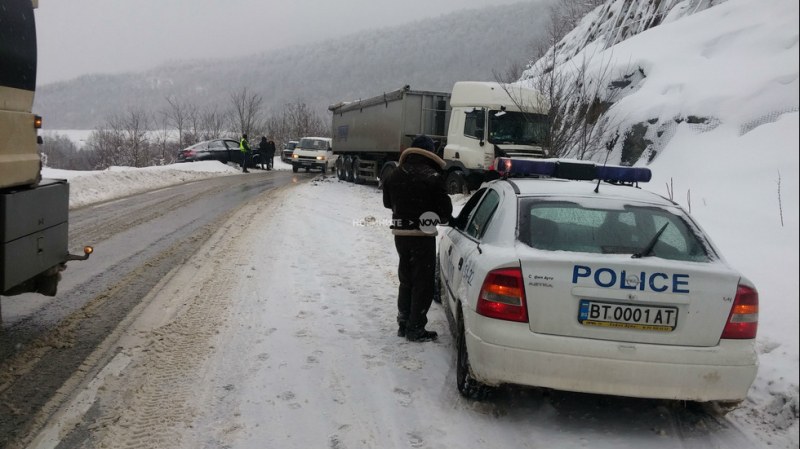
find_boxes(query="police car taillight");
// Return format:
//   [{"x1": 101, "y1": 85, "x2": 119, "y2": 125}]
[
  {"x1": 477, "y1": 268, "x2": 528, "y2": 322},
  {"x1": 720, "y1": 284, "x2": 759, "y2": 339}
]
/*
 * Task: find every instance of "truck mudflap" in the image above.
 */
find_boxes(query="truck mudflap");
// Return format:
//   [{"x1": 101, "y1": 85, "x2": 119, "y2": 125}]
[{"x1": 1, "y1": 179, "x2": 72, "y2": 296}]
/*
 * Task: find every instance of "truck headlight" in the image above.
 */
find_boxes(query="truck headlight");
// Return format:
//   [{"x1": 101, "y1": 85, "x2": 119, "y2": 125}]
[
  {"x1": 292, "y1": 154, "x2": 299, "y2": 159},
  {"x1": 316, "y1": 155, "x2": 326, "y2": 160}
]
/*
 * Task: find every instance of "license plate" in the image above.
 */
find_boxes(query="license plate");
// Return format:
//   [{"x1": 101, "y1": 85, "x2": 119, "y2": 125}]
[{"x1": 578, "y1": 300, "x2": 678, "y2": 332}]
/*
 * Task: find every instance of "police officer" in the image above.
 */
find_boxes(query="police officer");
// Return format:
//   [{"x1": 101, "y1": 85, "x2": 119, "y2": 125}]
[
  {"x1": 382, "y1": 135, "x2": 452, "y2": 342},
  {"x1": 239, "y1": 134, "x2": 251, "y2": 173}
]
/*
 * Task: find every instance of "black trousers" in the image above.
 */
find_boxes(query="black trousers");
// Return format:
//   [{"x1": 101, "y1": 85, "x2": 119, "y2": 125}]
[{"x1": 394, "y1": 236, "x2": 436, "y2": 331}]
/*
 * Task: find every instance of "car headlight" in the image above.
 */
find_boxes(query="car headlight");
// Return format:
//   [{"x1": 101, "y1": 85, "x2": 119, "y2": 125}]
[
  {"x1": 316, "y1": 155, "x2": 325, "y2": 160},
  {"x1": 292, "y1": 154, "x2": 299, "y2": 159}
]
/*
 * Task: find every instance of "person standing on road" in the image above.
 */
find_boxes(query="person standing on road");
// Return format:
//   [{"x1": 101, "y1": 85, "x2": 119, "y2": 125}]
[
  {"x1": 382, "y1": 134, "x2": 452, "y2": 342},
  {"x1": 266, "y1": 139, "x2": 276, "y2": 170},
  {"x1": 258, "y1": 136, "x2": 269, "y2": 170},
  {"x1": 239, "y1": 134, "x2": 251, "y2": 173}
]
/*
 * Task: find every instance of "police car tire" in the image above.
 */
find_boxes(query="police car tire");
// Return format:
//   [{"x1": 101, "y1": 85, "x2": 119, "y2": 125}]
[{"x1": 456, "y1": 311, "x2": 491, "y2": 400}]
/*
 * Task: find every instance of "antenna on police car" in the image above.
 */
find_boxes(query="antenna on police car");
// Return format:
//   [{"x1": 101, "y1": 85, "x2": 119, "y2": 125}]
[{"x1": 595, "y1": 131, "x2": 619, "y2": 193}]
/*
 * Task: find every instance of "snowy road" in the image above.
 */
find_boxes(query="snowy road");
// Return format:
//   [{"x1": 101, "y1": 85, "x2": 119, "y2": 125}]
[
  {"x1": 0, "y1": 170, "x2": 300, "y2": 448},
  {"x1": 24, "y1": 177, "x2": 769, "y2": 449}
]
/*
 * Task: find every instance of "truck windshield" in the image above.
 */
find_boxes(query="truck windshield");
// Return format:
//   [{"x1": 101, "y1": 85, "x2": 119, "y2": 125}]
[
  {"x1": 0, "y1": 0, "x2": 37, "y2": 92},
  {"x1": 299, "y1": 139, "x2": 328, "y2": 150},
  {"x1": 488, "y1": 111, "x2": 548, "y2": 146}
]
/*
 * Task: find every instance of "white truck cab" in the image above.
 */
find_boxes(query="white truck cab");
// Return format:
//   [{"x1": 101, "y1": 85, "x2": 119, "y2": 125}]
[
  {"x1": 442, "y1": 82, "x2": 550, "y2": 192},
  {"x1": 291, "y1": 137, "x2": 335, "y2": 174}
]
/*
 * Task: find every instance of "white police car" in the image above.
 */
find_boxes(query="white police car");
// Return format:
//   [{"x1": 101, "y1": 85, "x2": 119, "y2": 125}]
[{"x1": 438, "y1": 158, "x2": 758, "y2": 406}]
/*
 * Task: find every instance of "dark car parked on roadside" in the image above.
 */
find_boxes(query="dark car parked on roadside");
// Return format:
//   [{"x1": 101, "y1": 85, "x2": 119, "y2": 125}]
[
  {"x1": 281, "y1": 140, "x2": 298, "y2": 163},
  {"x1": 176, "y1": 139, "x2": 257, "y2": 167}
]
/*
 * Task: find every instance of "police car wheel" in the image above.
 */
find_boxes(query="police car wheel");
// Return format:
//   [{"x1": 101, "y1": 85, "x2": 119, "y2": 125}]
[
  {"x1": 456, "y1": 311, "x2": 491, "y2": 400},
  {"x1": 292, "y1": 164, "x2": 298, "y2": 173}
]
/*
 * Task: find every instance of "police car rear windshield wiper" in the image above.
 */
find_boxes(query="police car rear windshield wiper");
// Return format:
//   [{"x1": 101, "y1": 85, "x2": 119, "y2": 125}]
[{"x1": 632, "y1": 223, "x2": 669, "y2": 259}]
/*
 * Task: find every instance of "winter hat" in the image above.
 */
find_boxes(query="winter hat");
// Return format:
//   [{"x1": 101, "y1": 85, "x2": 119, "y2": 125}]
[{"x1": 411, "y1": 134, "x2": 435, "y2": 153}]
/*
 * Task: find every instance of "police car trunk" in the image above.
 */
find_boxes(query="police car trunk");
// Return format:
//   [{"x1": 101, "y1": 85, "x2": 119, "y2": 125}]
[{"x1": 511, "y1": 168, "x2": 751, "y2": 348}]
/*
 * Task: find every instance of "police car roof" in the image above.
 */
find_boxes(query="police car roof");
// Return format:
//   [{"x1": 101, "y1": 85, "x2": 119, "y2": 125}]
[{"x1": 504, "y1": 178, "x2": 675, "y2": 207}]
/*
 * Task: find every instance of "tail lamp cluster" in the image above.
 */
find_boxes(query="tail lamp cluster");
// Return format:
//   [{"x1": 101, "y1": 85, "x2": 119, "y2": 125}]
[
  {"x1": 477, "y1": 268, "x2": 528, "y2": 322},
  {"x1": 721, "y1": 284, "x2": 759, "y2": 339}
]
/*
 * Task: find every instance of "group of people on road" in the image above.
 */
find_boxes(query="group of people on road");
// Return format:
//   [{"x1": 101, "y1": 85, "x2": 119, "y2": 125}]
[{"x1": 238, "y1": 134, "x2": 277, "y2": 173}]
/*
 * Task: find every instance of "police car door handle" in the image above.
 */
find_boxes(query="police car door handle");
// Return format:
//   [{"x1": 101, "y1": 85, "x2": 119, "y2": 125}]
[{"x1": 458, "y1": 258, "x2": 463, "y2": 270}]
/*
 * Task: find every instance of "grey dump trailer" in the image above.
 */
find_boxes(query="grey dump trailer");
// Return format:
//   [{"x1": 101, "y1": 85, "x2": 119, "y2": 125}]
[
  {"x1": 329, "y1": 85, "x2": 451, "y2": 184},
  {"x1": 329, "y1": 82, "x2": 551, "y2": 193}
]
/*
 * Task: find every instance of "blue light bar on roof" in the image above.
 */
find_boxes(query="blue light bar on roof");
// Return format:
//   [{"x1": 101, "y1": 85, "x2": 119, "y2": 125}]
[{"x1": 495, "y1": 157, "x2": 651, "y2": 184}]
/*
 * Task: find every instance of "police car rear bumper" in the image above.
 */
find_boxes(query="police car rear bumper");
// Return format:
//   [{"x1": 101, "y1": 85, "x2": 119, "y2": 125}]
[{"x1": 465, "y1": 311, "x2": 757, "y2": 402}]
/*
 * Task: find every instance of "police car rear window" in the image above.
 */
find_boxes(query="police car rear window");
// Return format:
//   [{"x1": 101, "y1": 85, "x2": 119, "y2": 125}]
[{"x1": 518, "y1": 199, "x2": 712, "y2": 262}]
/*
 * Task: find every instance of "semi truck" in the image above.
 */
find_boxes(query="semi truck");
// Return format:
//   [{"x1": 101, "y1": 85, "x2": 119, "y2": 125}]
[
  {"x1": 1, "y1": 0, "x2": 91, "y2": 298},
  {"x1": 329, "y1": 82, "x2": 550, "y2": 193}
]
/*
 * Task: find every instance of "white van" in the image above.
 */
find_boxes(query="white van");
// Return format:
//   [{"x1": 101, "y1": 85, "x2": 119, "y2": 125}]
[{"x1": 291, "y1": 137, "x2": 336, "y2": 173}]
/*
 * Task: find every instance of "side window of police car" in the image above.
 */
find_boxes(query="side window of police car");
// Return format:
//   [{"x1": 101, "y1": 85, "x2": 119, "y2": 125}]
[
  {"x1": 453, "y1": 188, "x2": 487, "y2": 230},
  {"x1": 465, "y1": 190, "x2": 500, "y2": 239}
]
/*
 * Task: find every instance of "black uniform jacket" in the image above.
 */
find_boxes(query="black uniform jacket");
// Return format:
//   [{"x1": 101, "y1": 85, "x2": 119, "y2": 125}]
[{"x1": 382, "y1": 148, "x2": 453, "y2": 236}]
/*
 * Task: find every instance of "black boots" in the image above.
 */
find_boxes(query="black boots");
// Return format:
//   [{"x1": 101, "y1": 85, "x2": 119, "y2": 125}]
[
  {"x1": 398, "y1": 323, "x2": 437, "y2": 342},
  {"x1": 405, "y1": 328, "x2": 438, "y2": 342}
]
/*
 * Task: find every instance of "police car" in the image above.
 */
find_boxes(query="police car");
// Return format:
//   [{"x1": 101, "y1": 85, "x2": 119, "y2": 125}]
[{"x1": 437, "y1": 158, "x2": 758, "y2": 405}]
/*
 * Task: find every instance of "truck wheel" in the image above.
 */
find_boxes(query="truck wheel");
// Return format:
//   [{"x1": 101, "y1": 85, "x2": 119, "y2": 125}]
[
  {"x1": 456, "y1": 309, "x2": 492, "y2": 400},
  {"x1": 344, "y1": 156, "x2": 354, "y2": 182},
  {"x1": 446, "y1": 171, "x2": 469, "y2": 195},
  {"x1": 336, "y1": 158, "x2": 345, "y2": 180},
  {"x1": 352, "y1": 157, "x2": 364, "y2": 184},
  {"x1": 292, "y1": 164, "x2": 298, "y2": 173}
]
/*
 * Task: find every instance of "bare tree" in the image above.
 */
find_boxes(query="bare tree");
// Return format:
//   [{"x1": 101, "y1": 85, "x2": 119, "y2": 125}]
[
  {"x1": 40, "y1": 133, "x2": 93, "y2": 170},
  {"x1": 163, "y1": 96, "x2": 197, "y2": 149},
  {"x1": 229, "y1": 87, "x2": 264, "y2": 138},
  {"x1": 85, "y1": 107, "x2": 153, "y2": 168},
  {"x1": 120, "y1": 107, "x2": 151, "y2": 167},
  {"x1": 264, "y1": 100, "x2": 329, "y2": 146},
  {"x1": 198, "y1": 104, "x2": 227, "y2": 141},
  {"x1": 151, "y1": 109, "x2": 175, "y2": 165},
  {"x1": 514, "y1": 0, "x2": 628, "y2": 159}
]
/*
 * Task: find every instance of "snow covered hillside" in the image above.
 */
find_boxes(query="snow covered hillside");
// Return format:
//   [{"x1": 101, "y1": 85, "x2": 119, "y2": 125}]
[
  {"x1": 522, "y1": 0, "x2": 798, "y2": 166},
  {"x1": 519, "y1": 0, "x2": 798, "y2": 444}
]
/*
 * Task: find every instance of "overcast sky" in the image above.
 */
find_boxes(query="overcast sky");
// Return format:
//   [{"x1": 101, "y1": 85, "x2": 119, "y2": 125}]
[{"x1": 34, "y1": 0, "x2": 529, "y2": 85}]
